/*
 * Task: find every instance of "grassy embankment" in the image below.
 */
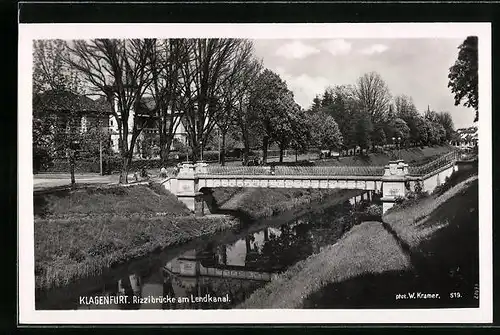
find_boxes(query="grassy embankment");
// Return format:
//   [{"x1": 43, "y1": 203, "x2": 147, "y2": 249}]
[
  {"x1": 314, "y1": 145, "x2": 454, "y2": 167},
  {"x1": 211, "y1": 187, "x2": 345, "y2": 219},
  {"x1": 34, "y1": 184, "x2": 238, "y2": 291},
  {"x1": 239, "y1": 166, "x2": 478, "y2": 308}
]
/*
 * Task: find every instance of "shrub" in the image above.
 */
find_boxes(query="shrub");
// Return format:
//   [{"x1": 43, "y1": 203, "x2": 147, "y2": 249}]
[
  {"x1": 414, "y1": 180, "x2": 423, "y2": 194},
  {"x1": 365, "y1": 204, "x2": 382, "y2": 217}
]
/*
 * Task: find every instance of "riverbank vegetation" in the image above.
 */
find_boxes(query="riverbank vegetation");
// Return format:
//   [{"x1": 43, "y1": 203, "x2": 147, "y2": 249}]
[
  {"x1": 34, "y1": 184, "x2": 238, "y2": 291},
  {"x1": 211, "y1": 187, "x2": 355, "y2": 219}
]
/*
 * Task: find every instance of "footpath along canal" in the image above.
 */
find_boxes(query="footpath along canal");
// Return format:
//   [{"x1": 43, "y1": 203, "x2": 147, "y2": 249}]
[{"x1": 36, "y1": 189, "x2": 379, "y2": 310}]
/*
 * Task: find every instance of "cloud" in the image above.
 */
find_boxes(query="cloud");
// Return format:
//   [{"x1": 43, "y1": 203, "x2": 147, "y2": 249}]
[
  {"x1": 275, "y1": 40, "x2": 320, "y2": 59},
  {"x1": 360, "y1": 44, "x2": 389, "y2": 55},
  {"x1": 321, "y1": 39, "x2": 352, "y2": 56},
  {"x1": 273, "y1": 67, "x2": 329, "y2": 108}
]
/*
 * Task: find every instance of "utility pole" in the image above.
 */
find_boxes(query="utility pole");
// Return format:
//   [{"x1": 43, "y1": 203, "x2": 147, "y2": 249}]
[
  {"x1": 217, "y1": 128, "x2": 221, "y2": 164},
  {"x1": 99, "y1": 138, "x2": 103, "y2": 176}
]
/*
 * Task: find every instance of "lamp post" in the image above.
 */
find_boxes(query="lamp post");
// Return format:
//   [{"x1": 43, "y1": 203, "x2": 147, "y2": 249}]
[
  {"x1": 217, "y1": 127, "x2": 221, "y2": 165},
  {"x1": 392, "y1": 136, "x2": 402, "y2": 160},
  {"x1": 200, "y1": 140, "x2": 203, "y2": 161}
]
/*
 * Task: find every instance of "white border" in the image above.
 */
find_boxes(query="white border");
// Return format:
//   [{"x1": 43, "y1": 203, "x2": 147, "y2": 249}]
[{"x1": 19, "y1": 23, "x2": 492, "y2": 325}]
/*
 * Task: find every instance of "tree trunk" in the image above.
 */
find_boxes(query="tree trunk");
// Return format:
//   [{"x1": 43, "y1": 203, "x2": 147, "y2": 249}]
[
  {"x1": 245, "y1": 236, "x2": 251, "y2": 254},
  {"x1": 69, "y1": 153, "x2": 76, "y2": 189},
  {"x1": 262, "y1": 135, "x2": 269, "y2": 164},
  {"x1": 192, "y1": 143, "x2": 201, "y2": 163},
  {"x1": 242, "y1": 134, "x2": 250, "y2": 165},
  {"x1": 221, "y1": 132, "x2": 227, "y2": 166},
  {"x1": 295, "y1": 150, "x2": 298, "y2": 162},
  {"x1": 279, "y1": 146, "x2": 284, "y2": 163},
  {"x1": 119, "y1": 156, "x2": 129, "y2": 184}
]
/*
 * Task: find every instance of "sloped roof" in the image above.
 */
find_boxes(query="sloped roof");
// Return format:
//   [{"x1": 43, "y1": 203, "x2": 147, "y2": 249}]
[{"x1": 33, "y1": 90, "x2": 110, "y2": 115}]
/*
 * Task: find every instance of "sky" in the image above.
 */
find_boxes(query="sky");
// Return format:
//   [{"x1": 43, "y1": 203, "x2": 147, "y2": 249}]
[{"x1": 252, "y1": 38, "x2": 476, "y2": 129}]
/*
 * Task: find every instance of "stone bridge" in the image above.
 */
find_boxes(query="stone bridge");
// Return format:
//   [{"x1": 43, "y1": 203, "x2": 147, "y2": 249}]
[{"x1": 162, "y1": 151, "x2": 461, "y2": 215}]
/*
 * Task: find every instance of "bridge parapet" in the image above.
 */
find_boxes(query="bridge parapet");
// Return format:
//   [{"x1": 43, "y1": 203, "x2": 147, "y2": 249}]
[
  {"x1": 206, "y1": 165, "x2": 385, "y2": 177},
  {"x1": 408, "y1": 151, "x2": 458, "y2": 176}
]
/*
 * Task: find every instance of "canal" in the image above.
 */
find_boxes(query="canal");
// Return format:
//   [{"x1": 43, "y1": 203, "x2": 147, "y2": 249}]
[{"x1": 36, "y1": 189, "x2": 381, "y2": 310}]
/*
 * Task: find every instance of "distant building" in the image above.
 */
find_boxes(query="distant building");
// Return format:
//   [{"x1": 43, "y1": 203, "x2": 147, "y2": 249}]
[
  {"x1": 451, "y1": 126, "x2": 478, "y2": 149},
  {"x1": 35, "y1": 91, "x2": 191, "y2": 160},
  {"x1": 33, "y1": 90, "x2": 109, "y2": 158},
  {"x1": 96, "y1": 96, "x2": 189, "y2": 159}
]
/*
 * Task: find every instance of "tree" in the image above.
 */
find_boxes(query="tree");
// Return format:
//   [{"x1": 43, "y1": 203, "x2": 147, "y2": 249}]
[
  {"x1": 354, "y1": 72, "x2": 392, "y2": 127},
  {"x1": 249, "y1": 69, "x2": 292, "y2": 163},
  {"x1": 413, "y1": 116, "x2": 429, "y2": 146},
  {"x1": 66, "y1": 39, "x2": 153, "y2": 183},
  {"x1": 394, "y1": 95, "x2": 420, "y2": 146},
  {"x1": 353, "y1": 112, "x2": 373, "y2": 155},
  {"x1": 178, "y1": 39, "x2": 252, "y2": 162},
  {"x1": 448, "y1": 36, "x2": 478, "y2": 122},
  {"x1": 273, "y1": 101, "x2": 310, "y2": 162},
  {"x1": 146, "y1": 39, "x2": 186, "y2": 165},
  {"x1": 309, "y1": 111, "x2": 343, "y2": 152},
  {"x1": 372, "y1": 126, "x2": 387, "y2": 150},
  {"x1": 390, "y1": 118, "x2": 411, "y2": 145},
  {"x1": 234, "y1": 58, "x2": 263, "y2": 165},
  {"x1": 316, "y1": 85, "x2": 357, "y2": 150},
  {"x1": 33, "y1": 40, "x2": 84, "y2": 186},
  {"x1": 436, "y1": 111, "x2": 455, "y2": 142},
  {"x1": 310, "y1": 95, "x2": 322, "y2": 113},
  {"x1": 213, "y1": 40, "x2": 255, "y2": 165}
]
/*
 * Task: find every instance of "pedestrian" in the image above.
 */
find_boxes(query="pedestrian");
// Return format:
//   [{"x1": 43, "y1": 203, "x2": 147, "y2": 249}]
[{"x1": 159, "y1": 167, "x2": 168, "y2": 178}]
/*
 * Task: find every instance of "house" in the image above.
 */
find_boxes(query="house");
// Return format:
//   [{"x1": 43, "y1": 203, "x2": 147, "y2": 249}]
[
  {"x1": 33, "y1": 90, "x2": 110, "y2": 158},
  {"x1": 451, "y1": 126, "x2": 478, "y2": 149},
  {"x1": 34, "y1": 90, "x2": 190, "y2": 160},
  {"x1": 96, "y1": 96, "x2": 189, "y2": 159}
]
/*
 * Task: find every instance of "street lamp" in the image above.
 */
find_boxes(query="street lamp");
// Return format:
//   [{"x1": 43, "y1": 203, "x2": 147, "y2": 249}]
[
  {"x1": 200, "y1": 140, "x2": 203, "y2": 161},
  {"x1": 392, "y1": 136, "x2": 402, "y2": 160}
]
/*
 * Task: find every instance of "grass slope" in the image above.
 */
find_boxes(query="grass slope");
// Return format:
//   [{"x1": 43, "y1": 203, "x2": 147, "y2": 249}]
[
  {"x1": 237, "y1": 221, "x2": 410, "y2": 309},
  {"x1": 383, "y1": 173, "x2": 478, "y2": 248},
  {"x1": 34, "y1": 183, "x2": 191, "y2": 218},
  {"x1": 315, "y1": 145, "x2": 454, "y2": 167}
]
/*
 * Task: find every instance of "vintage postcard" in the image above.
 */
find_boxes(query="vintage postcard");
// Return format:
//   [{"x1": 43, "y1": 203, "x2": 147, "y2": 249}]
[{"x1": 18, "y1": 22, "x2": 492, "y2": 324}]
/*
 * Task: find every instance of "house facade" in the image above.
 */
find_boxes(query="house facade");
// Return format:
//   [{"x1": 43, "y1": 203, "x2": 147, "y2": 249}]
[
  {"x1": 451, "y1": 126, "x2": 478, "y2": 149},
  {"x1": 102, "y1": 96, "x2": 188, "y2": 159}
]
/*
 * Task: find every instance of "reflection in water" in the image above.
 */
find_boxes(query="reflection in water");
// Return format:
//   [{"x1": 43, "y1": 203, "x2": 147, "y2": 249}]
[{"x1": 56, "y1": 190, "x2": 379, "y2": 310}]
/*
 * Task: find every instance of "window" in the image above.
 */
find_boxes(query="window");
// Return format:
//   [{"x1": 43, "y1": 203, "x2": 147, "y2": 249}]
[{"x1": 110, "y1": 120, "x2": 113, "y2": 127}]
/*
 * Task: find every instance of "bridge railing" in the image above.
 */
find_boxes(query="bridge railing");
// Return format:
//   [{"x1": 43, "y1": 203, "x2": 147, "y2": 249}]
[
  {"x1": 408, "y1": 151, "x2": 458, "y2": 176},
  {"x1": 274, "y1": 165, "x2": 385, "y2": 176},
  {"x1": 206, "y1": 165, "x2": 385, "y2": 176},
  {"x1": 206, "y1": 166, "x2": 272, "y2": 175}
]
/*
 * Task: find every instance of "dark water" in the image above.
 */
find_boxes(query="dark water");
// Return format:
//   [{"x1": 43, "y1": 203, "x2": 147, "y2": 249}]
[{"x1": 37, "y1": 190, "x2": 379, "y2": 310}]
